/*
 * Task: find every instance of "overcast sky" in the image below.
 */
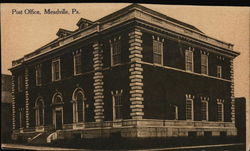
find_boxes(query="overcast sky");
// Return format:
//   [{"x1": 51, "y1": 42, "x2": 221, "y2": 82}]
[{"x1": 1, "y1": 3, "x2": 249, "y2": 101}]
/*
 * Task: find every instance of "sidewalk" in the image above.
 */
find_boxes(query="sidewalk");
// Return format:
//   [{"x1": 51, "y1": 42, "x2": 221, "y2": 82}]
[{"x1": 1, "y1": 143, "x2": 244, "y2": 151}]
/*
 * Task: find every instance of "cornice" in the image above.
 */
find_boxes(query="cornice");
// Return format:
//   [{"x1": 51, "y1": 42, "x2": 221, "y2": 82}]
[
  {"x1": 10, "y1": 4, "x2": 239, "y2": 70},
  {"x1": 135, "y1": 22, "x2": 239, "y2": 59}
]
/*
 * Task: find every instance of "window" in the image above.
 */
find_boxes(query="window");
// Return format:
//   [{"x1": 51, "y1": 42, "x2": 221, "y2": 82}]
[
  {"x1": 186, "y1": 99, "x2": 193, "y2": 120},
  {"x1": 217, "y1": 102, "x2": 224, "y2": 121},
  {"x1": 201, "y1": 100, "x2": 208, "y2": 121},
  {"x1": 171, "y1": 105, "x2": 178, "y2": 120},
  {"x1": 74, "y1": 53, "x2": 82, "y2": 75},
  {"x1": 111, "y1": 38, "x2": 121, "y2": 66},
  {"x1": 52, "y1": 93, "x2": 63, "y2": 104},
  {"x1": 76, "y1": 91, "x2": 84, "y2": 122},
  {"x1": 185, "y1": 48, "x2": 194, "y2": 72},
  {"x1": 52, "y1": 59, "x2": 61, "y2": 81},
  {"x1": 36, "y1": 65, "x2": 42, "y2": 86},
  {"x1": 18, "y1": 108, "x2": 25, "y2": 128},
  {"x1": 112, "y1": 90, "x2": 123, "y2": 120},
  {"x1": 201, "y1": 54, "x2": 208, "y2": 75},
  {"x1": 153, "y1": 40, "x2": 163, "y2": 65},
  {"x1": 35, "y1": 98, "x2": 44, "y2": 126},
  {"x1": 217, "y1": 65, "x2": 222, "y2": 78},
  {"x1": 17, "y1": 75, "x2": 23, "y2": 92},
  {"x1": 72, "y1": 89, "x2": 85, "y2": 123}
]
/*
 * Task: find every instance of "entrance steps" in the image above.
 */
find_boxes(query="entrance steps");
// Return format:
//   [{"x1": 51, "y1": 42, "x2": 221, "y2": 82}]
[{"x1": 28, "y1": 130, "x2": 56, "y2": 145}]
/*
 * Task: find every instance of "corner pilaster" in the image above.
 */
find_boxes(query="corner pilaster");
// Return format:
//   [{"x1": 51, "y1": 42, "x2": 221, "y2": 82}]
[
  {"x1": 92, "y1": 41, "x2": 104, "y2": 122},
  {"x1": 24, "y1": 68, "x2": 30, "y2": 128},
  {"x1": 128, "y1": 28, "x2": 144, "y2": 119},
  {"x1": 230, "y1": 59, "x2": 235, "y2": 123},
  {"x1": 11, "y1": 75, "x2": 16, "y2": 130}
]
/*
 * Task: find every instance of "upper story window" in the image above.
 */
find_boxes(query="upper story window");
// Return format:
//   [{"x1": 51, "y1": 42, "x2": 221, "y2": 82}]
[
  {"x1": 35, "y1": 64, "x2": 42, "y2": 86},
  {"x1": 185, "y1": 47, "x2": 194, "y2": 72},
  {"x1": 201, "y1": 53, "x2": 208, "y2": 75},
  {"x1": 152, "y1": 36, "x2": 164, "y2": 65},
  {"x1": 52, "y1": 59, "x2": 61, "y2": 81},
  {"x1": 73, "y1": 50, "x2": 82, "y2": 75},
  {"x1": 217, "y1": 99, "x2": 224, "y2": 122},
  {"x1": 110, "y1": 36, "x2": 121, "y2": 66},
  {"x1": 201, "y1": 98, "x2": 209, "y2": 121},
  {"x1": 217, "y1": 65, "x2": 222, "y2": 78},
  {"x1": 112, "y1": 90, "x2": 123, "y2": 120},
  {"x1": 17, "y1": 74, "x2": 24, "y2": 92}
]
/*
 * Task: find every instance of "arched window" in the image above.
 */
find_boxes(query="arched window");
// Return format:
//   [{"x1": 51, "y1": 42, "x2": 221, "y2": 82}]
[
  {"x1": 72, "y1": 89, "x2": 85, "y2": 123},
  {"x1": 52, "y1": 93, "x2": 63, "y2": 104},
  {"x1": 35, "y1": 97, "x2": 44, "y2": 126}
]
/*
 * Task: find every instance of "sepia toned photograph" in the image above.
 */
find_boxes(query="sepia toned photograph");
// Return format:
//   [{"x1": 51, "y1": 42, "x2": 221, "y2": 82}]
[{"x1": 1, "y1": 3, "x2": 249, "y2": 150}]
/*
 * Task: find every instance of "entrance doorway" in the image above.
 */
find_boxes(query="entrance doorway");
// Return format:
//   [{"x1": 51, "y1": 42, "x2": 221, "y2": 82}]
[
  {"x1": 55, "y1": 110, "x2": 62, "y2": 130},
  {"x1": 52, "y1": 92, "x2": 64, "y2": 130},
  {"x1": 53, "y1": 107, "x2": 63, "y2": 130}
]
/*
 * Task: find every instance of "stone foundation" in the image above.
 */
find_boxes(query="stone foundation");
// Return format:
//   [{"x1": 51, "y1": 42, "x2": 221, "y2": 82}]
[{"x1": 13, "y1": 119, "x2": 237, "y2": 143}]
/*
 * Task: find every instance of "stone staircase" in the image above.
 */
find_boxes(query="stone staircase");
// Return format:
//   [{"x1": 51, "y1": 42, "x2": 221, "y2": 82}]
[{"x1": 28, "y1": 130, "x2": 56, "y2": 145}]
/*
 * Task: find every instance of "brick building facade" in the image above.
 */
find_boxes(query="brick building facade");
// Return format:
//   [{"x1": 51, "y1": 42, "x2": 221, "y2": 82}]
[{"x1": 10, "y1": 4, "x2": 239, "y2": 142}]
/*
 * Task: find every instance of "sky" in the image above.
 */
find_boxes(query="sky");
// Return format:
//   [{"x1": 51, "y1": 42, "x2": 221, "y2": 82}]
[{"x1": 1, "y1": 3, "x2": 249, "y2": 100}]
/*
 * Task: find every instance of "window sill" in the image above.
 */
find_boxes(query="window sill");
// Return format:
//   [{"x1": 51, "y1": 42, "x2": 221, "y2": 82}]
[
  {"x1": 113, "y1": 119, "x2": 123, "y2": 122},
  {"x1": 153, "y1": 63, "x2": 163, "y2": 67},
  {"x1": 52, "y1": 79, "x2": 61, "y2": 82},
  {"x1": 111, "y1": 63, "x2": 122, "y2": 68},
  {"x1": 201, "y1": 120, "x2": 208, "y2": 122},
  {"x1": 74, "y1": 73, "x2": 83, "y2": 76},
  {"x1": 201, "y1": 73, "x2": 208, "y2": 76},
  {"x1": 185, "y1": 70, "x2": 194, "y2": 73}
]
